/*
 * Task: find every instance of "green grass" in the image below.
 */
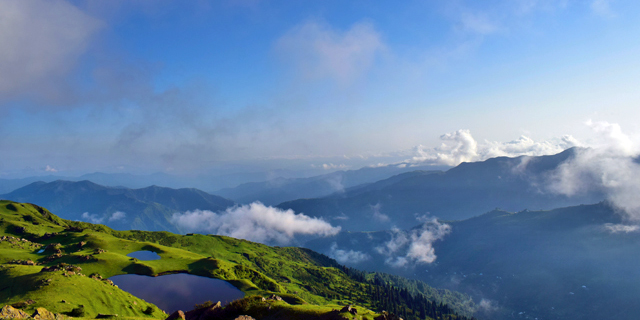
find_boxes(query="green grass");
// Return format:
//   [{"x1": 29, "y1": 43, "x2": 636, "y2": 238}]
[{"x1": 0, "y1": 200, "x2": 473, "y2": 320}]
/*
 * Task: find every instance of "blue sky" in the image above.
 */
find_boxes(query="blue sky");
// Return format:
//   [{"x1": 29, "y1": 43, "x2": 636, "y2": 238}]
[{"x1": 1, "y1": 0, "x2": 640, "y2": 177}]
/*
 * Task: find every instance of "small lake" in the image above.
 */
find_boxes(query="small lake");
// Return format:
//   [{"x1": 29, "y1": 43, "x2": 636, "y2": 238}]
[
  {"x1": 109, "y1": 273, "x2": 244, "y2": 313},
  {"x1": 127, "y1": 250, "x2": 161, "y2": 260}
]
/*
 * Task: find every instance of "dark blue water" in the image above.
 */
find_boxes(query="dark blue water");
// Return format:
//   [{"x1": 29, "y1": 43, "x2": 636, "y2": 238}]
[
  {"x1": 109, "y1": 273, "x2": 244, "y2": 313},
  {"x1": 126, "y1": 250, "x2": 161, "y2": 260}
]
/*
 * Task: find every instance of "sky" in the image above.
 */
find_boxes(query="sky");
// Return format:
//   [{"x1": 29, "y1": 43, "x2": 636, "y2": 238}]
[{"x1": 2, "y1": 0, "x2": 640, "y2": 178}]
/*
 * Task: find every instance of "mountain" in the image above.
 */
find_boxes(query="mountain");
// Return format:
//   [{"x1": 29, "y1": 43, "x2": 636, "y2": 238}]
[
  {"x1": 0, "y1": 170, "x2": 301, "y2": 197},
  {"x1": 278, "y1": 148, "x2": 604, "y2": 231},
  {"x1": 0, "y1": 175, "x2": 74, "y2": 194},
  {"x1": 215, "y1": 164, "x2": 450, "y2": 206},
  {"x1": 304, "y1": 202, "x2": 638, "y2": 320},
  {"x1": 0, "y1": 200, "x2": 475, "y2": 320},
  {"x1": 0, "y1": 180, "x2": 235, "y2": 232}
]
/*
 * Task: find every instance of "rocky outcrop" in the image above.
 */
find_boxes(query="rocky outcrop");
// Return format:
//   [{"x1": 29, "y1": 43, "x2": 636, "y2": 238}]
[
  {"x1": 32, "y1": 307, "x2": 56, "y2": 320},
  {"x1": 166, "y1": 310, "x2": 186, "y2": 320},
  {"x1": 0, "y1": 305, "x2": 30, "y2": 319},
  {"x1": 266, "y1": 295, "x2": 283, "y2": 301},
  {"x1": 7, "y1": 259, "x2": 36, "y2": 266},
  {"x1": 340, "y1": 305, "x2": 358, "y2": 315}
]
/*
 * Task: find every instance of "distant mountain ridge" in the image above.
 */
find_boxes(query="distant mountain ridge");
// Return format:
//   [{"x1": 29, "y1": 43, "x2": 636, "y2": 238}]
[
  {"x1": 305, "y1": 201, "x2": 636, "y2": 320},
  {"x1": 215, "y1": 164, "x2": 450, "y2": 205},
  {"x1": 0, "y1": 180, "x2": 235, "y2": 232},
  {"x1": 278, "y1": 148, "x2": 605, "y2": 231}
]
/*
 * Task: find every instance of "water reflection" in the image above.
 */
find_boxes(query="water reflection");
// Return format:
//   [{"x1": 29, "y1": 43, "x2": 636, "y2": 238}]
[
  {"x1": 109, "y1": 273, "x2": 244, "y2": 313},
  {"x1": 127, "y1": 250, "x2": 161, "y2": 260}
]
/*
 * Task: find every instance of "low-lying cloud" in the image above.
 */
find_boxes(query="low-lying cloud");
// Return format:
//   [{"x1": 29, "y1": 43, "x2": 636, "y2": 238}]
[
  {"x1": 407, "y1": 129, "x2": 580, "y2": 166},
  {"x1": 81, "y1": 212, "x2": 103, "y2": 224},
  {"x1": 82, "y1": 211, "x2": 127, "y2": 224},
  {"x1": 376, "y1": 217, "x2": 451, "y2": 267},
  {"x1": 329, "y1": 242, "x2": 370, "y2": 264},
  {"x1": 547, "y1": 120, "x2": 640, "y2": 223},
  {"x1": 108, "y1": 211, "x2": 126, "y2": 222},
  {"x1": 171, "y1": 202, "x2": 340, "y2": 245}
]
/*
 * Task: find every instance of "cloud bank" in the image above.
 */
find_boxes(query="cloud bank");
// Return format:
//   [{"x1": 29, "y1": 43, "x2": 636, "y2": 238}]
[
  {"x1": 376, "y1": 217, "x2": 451, "y2": 267},
  {"x1": 548, "y1": 120, "x2": 640, "y2": 223},
  {"x1": 407, "y1": 129, "x2": 581, "y2": 167},
  {"x1": 171, "y1": 202, "x2": 340, "y2": 245}
]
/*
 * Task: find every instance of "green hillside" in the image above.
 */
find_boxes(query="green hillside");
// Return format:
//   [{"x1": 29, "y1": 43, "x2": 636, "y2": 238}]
[
  {"x1": 0, "y1": 200, "x2": 476, "y2": 320},
  {"x1": 0, "y1": 180, "x2": 235, "y2": 233}
]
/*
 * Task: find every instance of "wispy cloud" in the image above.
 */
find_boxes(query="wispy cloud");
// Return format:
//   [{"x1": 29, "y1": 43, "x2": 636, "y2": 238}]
[
  {"x1": 604, "y1": 223, "x2": 639, "y2": 233},
  {"x1": 548, "y1": 120, "x2": 640, "y2": 222},
  {"x1": 108, "y1": 211, "x2": 126, "y2": 222},
  {"x1": 458, "y1": 11, "x2": 499, "y2": 35},
  {"x1": 171, "y1": 202, "x2": 340, "y2": 245},
  {"x1": 329, "y1": 242, "x2": 370, "y2": 264},
  {"x1": 81, "y1": 212, "x2": 104, "y2": 224},
  {"x1": 376, "y1": 217, "x2": 451, "y2": 267},
  {"x1": 591, "y1": 0, "x2": 616, "y2": 18},
  {"x1": 275, "y1": 20, "x2": 385, "y2": 86},
  {"x1": 0, "y1": 0, "x2": 102, "y2": 105},
  {"x1": 370, "y1": 203, "x2": 390, "y2": 222}
]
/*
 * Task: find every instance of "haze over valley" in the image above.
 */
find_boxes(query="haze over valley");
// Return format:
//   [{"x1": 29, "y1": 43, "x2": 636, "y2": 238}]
[{"x1": 2, "y1": 1, "x2": 640, "y2": 320}]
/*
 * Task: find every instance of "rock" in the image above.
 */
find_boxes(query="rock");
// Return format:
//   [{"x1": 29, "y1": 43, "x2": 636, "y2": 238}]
[
  {"x1": 166, "y1": 310, "x2": 186, "y2": 320},
  {"x1": 234, "y1": 316, "x2": 255, "y2": 320},
  {"x1": 340, "y1": 305, "x2": 357, "y2": 314},
  {"x1": 184, "y1": 301, "x2": 222, "y2": 320},
  {"x1": 33, "y1": 307, "x2": 56, "y2": 320},
  {"x1": 267, "y1": 294, "x2": 283, "y2": 301},
  {"x1": 0, "y1": 305, "x2": 30, "y2": 319},
  {"x1": 78, "y1": 241, "x2": 86, "y2": 248}
]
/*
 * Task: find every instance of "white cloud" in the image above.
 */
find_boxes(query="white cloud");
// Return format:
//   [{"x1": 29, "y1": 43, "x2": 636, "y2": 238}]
[
  {"x1": 108, "y1": 211, "x2": 126, "y2": 222},
  {"x1": 275, "y1": 20, "x2": 384, "y2": 85},
  {"x1": 406, "y1": 129, "x2": 580, "y2": 167},
  {"x1": 376, "y1": 217, "x2": 451, "y2": 267},
  {"x1": 45, "y1": 165, "x2": 58, "y2": 172},
  {"x1": 475, "y1": 298, "x2": 499, "y2": 314},
  {"x1": 171, "y1": 202, "x2": 340, "y2": 245},
  {"x1": 81, "y1": 212, "x2": 104, "y2": 224},
  {"x1": 370, "y1": 203, "x2": 390, "y2": 222},
  {"x1": 548, "y1": 120, "x2": 640, "y2": 221},
  {"x1": 604, "y1": 223, "x2": 639, "y2": 233},
  {"x1": 321, "y1": 163, "x2": 348, "y2": 170},
  {"x1": 0, "y1": 0, "x2": 102, "y2": 103},
  {"x1": 329, "y1": 242, "x2": 370, "y2": 264}
]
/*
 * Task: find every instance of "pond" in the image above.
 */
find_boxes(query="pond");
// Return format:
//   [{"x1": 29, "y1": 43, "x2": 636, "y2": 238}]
[
  {"x1": 127, "y1": 250, "x2": 161, "y2": 260},
  {"x1": 108, "y1": 273, "x2": 244, "y2": 313}
]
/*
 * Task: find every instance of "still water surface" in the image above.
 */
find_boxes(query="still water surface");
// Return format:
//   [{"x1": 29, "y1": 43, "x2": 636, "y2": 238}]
[
  {"x1": 126, "y1": 250, "x2": 161, "y2": 260},
  {"x1": 109, "y1": 273, "x2": 244, "y2": 313}
]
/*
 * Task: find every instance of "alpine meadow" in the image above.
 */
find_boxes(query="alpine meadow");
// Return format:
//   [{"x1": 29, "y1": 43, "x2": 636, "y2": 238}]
[{"x1": 2, "y1": 1, "x2": 640, "y2": 320}]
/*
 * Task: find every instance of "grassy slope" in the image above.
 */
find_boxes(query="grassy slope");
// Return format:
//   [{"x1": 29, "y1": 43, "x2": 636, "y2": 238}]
[{"x1": 0, "y1": 200, "x2": 471, "y2": 320}]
